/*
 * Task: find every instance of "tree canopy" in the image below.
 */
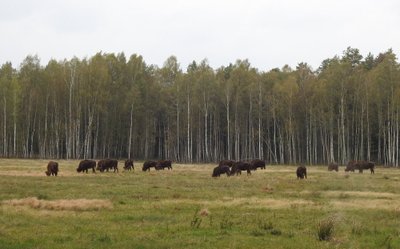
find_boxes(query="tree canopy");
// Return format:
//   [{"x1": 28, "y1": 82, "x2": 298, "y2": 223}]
[{"x1": 0, "y1": 48, "x2": 399, "y2": 166}]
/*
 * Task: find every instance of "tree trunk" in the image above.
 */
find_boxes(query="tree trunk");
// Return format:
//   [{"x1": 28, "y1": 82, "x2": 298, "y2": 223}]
[{"x1": 3, "y1": 96, "x2": 7, "y2": 157}]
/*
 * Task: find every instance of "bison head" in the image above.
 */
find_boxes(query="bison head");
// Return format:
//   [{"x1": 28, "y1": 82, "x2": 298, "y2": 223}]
[{"x1": 45, "y1": 171, "x2": 51, "y2": 176}]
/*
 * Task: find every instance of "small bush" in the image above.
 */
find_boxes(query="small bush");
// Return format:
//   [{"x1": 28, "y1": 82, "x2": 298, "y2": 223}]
[{"x1": 317, "y1": 217, "x2": 335, "y2": 241}]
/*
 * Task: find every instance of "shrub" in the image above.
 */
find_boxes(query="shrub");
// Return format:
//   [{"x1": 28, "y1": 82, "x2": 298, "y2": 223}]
[{"x1": 317, "y1": 217, "x2": 335, "y2": 241}]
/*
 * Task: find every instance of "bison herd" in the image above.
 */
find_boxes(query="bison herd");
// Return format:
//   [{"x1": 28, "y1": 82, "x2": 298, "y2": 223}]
[
  {"x1": 45, "y1": 159, "x2": 175, "y2": 176},
  {"x1": 212, "y1": 159, "x2": 266, "y2": 177},
  {"x1": 211, "y1": 159, "x2": 375, "y2": 179},
  {"x1": 44, "y1": 158, "x2": 376, "y2": 179}
]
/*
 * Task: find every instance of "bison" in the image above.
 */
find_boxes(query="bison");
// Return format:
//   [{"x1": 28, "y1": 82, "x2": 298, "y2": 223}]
[
  {"x1": 124, "y1": 159, "x2": 134, "y2": 171},
  {"x1": 77, "y1": 160, "x2": 96, "y2": 173},
  {"x1": 218, "y1": 160, "x2": 235, "y2": 168},
  {"x1": 45, "y1": 161, "x2": 59, "y2": 176},
  {"x1": 97, "y1": 159, "x2": 118, "y2": 172},
  {"x1": 345, "y1": 160, "x2": 374, "y2": 174},
  {"x1": 328, "y1": 162, "x2": 339, "y2": 172},
  {"x1": 142, "y1": 160, "x2": 157, "y2": 171},
  {"x1": 212, "y1": 165, "x2": 231, "y2": 177},
  {"x1": 296, "y1": 165, "x2": 307, "y2": 179},
  {"x1": 250, "y1": 159, "x2": 266, "y2": 170},
  {"x1": 155, "y1": 160, "x2": 173, "y2": 170},
  {"x1": 231, "y1": 161, "x2": 252, "y2": 176}
]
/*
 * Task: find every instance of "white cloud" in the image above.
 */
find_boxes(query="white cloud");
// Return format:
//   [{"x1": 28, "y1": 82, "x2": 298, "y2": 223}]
[{"x1": 0, "y1": 0, "x2": 399, "y2": 71}]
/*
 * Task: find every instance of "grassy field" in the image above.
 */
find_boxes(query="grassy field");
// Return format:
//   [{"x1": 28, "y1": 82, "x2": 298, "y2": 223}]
[{"x1": 0, "y1": 159, "x2": 399, "y2": 249}]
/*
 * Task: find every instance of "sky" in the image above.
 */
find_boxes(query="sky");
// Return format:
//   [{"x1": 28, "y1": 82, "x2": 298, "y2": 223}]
[{"x1": 1, "y1": 0, "x2": 399, "y2": 71}]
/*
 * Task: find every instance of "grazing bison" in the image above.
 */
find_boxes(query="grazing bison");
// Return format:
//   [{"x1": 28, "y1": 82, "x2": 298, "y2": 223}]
[
  {"x1": 345, "y1": 160, "x2": 374, "y2": 174},
  {"x1": 212, "y1": 165, "x2": 231, "y2": 177},
  {"x1": 296, "y1": 165, "x2": 307, "y2": 179},
  {"x1": 124, "y1": 159, "x2": 134, "y2": 171},
  {"x1": 250, "y1": 159, "x2": 266, "y2": 170},
  {"x1": 155, "y1": 160, "x2": 173, "y2": 170},
  {"x1": 328, "y1": 162, "x2": 339, "y2": 172},
  {"x1": 218, "y1": 160, "x2": 235, "y2": 168},
  {"x1": 142, "y1": 160, "x2": 157, "y2": 171},
  {"x1": 77, "y1": 160, "x2": 96, "y2": 173},
  {"x1": 45, "y1": 161, "x2": 59, "y2": 176},
  {"x1": 231, "y1": 161, "x2": 252, "y2": 176},
  {"x1": 97, "y1": 159, "x2": 119, "y2": 172}
]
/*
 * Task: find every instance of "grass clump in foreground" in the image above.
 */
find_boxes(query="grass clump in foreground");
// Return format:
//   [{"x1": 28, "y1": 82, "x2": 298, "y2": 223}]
[
  {"x1": 317, "y1": 216, "x2": 335, "y2": 241},
  {"x1": 1, "y1": 159, "x2": 400, "y2": 248}
]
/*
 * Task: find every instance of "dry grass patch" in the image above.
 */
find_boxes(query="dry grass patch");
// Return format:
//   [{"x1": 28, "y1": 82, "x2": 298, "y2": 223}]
[
  {"x1": 324, "y1": 191, "x2": 398, "y2": 199},
  {"x1": 0, "y1": 171, "x2": 47, "y2": 177},
  {"x1": 331, "y1": 199, "x2": 400, "y2": 210},
  {"x1": 161, "y1": 196, "x2": 314, "y2": 209},
  {"x1": 2, "y1": 197, "x2": 113, "y2": 211}
]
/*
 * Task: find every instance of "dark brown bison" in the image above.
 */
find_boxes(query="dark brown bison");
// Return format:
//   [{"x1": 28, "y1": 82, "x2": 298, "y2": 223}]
[
  {"x1": 328, "y1": 162, "x2": 339, "y2": 172},
  {"x1": 218, "y1": 160, "x2": 235, "y2": 168},
  {"x1": 212, "y1": 165, "x2": 231, "y2": 177},
  {"x1": 250, "y1": 159, "x2": 266, "y2": 170},
  {"x1": 124, "y1": 159, "x2": 134, "y2": 171},
  {"x1": 296, "y1": 165, "x2": 307, "y2": 179},
  {"x1": 231, "y1": 161, "x2": 252, "y2": 176},
  {"x1": 45, "y1": 161, "x2": 59, "y2": 176},
  {"x1": 97, "y1": 159, "x2": 118, "y2": 172},
  {"x1": 345, "y1": 161, "x2": 356, "y2": 172},
  {"x1": 155, "y1": 160, "x2": 172, "y2": 170},
  {"x1": 77, "y1": 160, "x2": 96, "y2": 173},
  {"x1": 142, "y1": 160, "x2": 157, "y2": 171},
  {"x1": 345, "y1": 160, "x2": 374, "y2": 174}
]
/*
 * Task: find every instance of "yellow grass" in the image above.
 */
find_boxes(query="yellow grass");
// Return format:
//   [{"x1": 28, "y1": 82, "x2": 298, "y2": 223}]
[{"x1": 2, "y1": 197, "x2": 113, "y2": 211}]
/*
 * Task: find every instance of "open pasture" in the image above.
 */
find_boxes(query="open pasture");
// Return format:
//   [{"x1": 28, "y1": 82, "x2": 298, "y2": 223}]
[{"x1": 0, "y1": 159, "x2": 399, "y2": 249}]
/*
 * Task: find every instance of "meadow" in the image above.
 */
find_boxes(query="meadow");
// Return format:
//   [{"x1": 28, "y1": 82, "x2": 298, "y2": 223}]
[{"x1": 0, "y1": 159, "x2": 399, "y2": 249}]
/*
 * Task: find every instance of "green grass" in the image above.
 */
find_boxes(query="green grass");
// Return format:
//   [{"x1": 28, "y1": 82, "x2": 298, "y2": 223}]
[{"x1": 0, "y1": 159, "x2": 400, "y2": 248}]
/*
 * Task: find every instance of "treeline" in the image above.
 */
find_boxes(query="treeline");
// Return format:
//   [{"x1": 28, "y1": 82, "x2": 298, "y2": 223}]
[{"x1": 0, "y1": 47, "x2": 399, "y2": 166}]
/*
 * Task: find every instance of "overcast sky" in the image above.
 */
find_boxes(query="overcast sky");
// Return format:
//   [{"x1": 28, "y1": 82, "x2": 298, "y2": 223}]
[{"x1": 1, "y1": 0, "x2": 399, "y2": 71}]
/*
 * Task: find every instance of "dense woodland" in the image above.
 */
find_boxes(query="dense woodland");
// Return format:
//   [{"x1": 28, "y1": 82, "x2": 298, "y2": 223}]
[{"x1": 0, "y1": 47, "x2": 399, "y2": 166}]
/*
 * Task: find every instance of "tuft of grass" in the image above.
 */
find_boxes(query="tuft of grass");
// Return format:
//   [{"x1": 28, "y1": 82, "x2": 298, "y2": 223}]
[
  {"x1": 351, "y1": 220, "x2": 364, "y2": 235},
  {"x1": 317, "y1": 217, "x2": 335, "y2": 241},
  {"x1": 250, "y1": 230, "x2": 265, "y2": 237},
  {"x1": 220, "y1": 216, "x2": 233, "y2": 230},
  {"x1": 258, "y1": 219, "x2": 274, "y2": 230},
  {"x1": 270, "y1": 228, "x2": 282, "y2": 236},
  {"x1": 190, "y1": 208, "x2": 202, "y2": 229},
  {"x1": 37, "y1": 194, "x2": 49, "y2": 200}
]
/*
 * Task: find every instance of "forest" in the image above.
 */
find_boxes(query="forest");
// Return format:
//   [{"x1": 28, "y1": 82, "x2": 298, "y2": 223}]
[{"x1": 0, "y1": 47, "x2": 399, "y2": 166}]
